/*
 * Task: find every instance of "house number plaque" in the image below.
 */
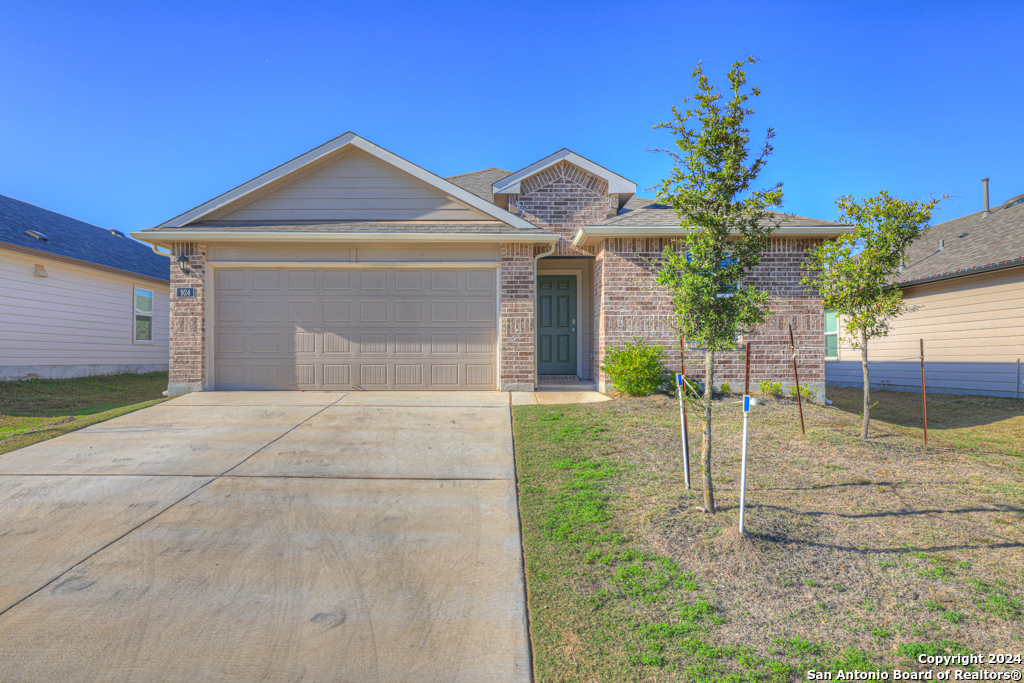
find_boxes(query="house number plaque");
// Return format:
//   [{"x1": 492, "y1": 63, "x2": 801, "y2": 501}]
[{"x1": 175, "y1": 287, "x2": 196, "y2": 298}]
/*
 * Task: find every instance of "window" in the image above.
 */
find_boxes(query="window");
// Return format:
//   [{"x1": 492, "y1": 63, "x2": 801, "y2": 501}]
[
  {"x1": 135, "y1": 288, "x2": 153, "y2": 342},
  {"x1": 824, "y1": 309, "x2": 838, "y2": 359}
]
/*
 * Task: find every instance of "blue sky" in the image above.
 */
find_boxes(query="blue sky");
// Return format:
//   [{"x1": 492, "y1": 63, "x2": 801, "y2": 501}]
[{"x1": 2, "y1": 1, "x2": 1022, "y2": 233}]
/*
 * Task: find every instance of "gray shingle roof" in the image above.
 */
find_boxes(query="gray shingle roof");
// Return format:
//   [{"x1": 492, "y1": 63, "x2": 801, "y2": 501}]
[
  {"x1": 445, "y1": 168, "x2": 511, "y2": 202},
  {"x1": 895, "y1": 194, "x2": 1024, "y2": 286},
  {"x1": 0, "y1": 194, "x2": 170, "y2": 281},
  {"x1": 149, "y1": 220, "x2": 546, "y2": 235},
  {"x1": 598, "y1": 198, "x2": 847, "y2": 228}
]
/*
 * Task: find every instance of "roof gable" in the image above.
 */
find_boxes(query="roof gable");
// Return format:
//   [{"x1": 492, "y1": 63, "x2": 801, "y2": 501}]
[
  {"x1": 157, "y1": 133, "x2": 540, "y2": 231},
  {"x1": 492, "y1": 149, "x2": 636, "y2": 208},
  {"x1": 212, "y1": 150, "x2": 491, "y2": 222},
  {"x1": 0, "y1": 194, "x2": 169, "y2": 281}
]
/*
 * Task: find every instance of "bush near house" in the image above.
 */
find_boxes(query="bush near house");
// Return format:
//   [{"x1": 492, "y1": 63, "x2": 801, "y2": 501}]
[{"x1": 600, "y1": 337, "x2": 671, "y2": 396}]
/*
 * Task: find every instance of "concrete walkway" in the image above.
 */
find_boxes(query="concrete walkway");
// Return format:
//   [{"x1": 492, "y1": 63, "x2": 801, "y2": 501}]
[{"x1": 0, "y1": 391, "x2": 537, "y2": 682}]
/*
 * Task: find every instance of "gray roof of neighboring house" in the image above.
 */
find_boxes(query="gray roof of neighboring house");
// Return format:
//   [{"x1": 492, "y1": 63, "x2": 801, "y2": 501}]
[
  {"x1": 151, "y1": 220, "x2": 546, "y2": 235},
  {"x1": 895, "y1": 194, "x2": 1024, "y2": 286},
  {"x1": 445, "y1": 168, "x2": 511, "y2": 202},
  {"x1": 0, "y1": 194, "x2": 170, "y2": 281},
  {"x1": 597, "y1": 197, "x2": 847, "y2": 228}
]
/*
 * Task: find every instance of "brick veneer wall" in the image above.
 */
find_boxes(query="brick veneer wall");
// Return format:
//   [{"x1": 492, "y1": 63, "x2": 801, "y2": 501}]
[
  {"x1": 500, "y1": 243, "x2": 537, "y2": 390},
  {"x1": 168, "y1": 242, "x2": 206, "y2": 396},
  {"x1": 595, "y1": 237, "x2": 827, "y2": 399},
  {"x1": 511, "y1": 161, "x2": 616, "y2": 257}
]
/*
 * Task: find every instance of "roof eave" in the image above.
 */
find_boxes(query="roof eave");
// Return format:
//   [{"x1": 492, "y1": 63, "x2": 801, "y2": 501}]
[
  {"x1": 893, "y1": 257, "x2": 1024, "y2": 289},
  {"x1": 572, "y1": 225, "x2": 854, "y2": 248},
  {"x1": 0, "y1": 240, "x2": 169, "y2": 283},
  {"x1": 131, "y1": 230, "x2": 559, "y2": 247}
]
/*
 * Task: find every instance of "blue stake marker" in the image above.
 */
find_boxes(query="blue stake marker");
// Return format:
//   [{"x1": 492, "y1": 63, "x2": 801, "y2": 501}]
[{"x1": 676, "y1": 373, "x2": 690, "y2": 489}]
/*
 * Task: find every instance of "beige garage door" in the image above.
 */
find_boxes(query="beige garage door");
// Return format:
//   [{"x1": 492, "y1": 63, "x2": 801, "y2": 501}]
[{"x1": 213, "y1": 267, "x2": 498, "y2": 390}]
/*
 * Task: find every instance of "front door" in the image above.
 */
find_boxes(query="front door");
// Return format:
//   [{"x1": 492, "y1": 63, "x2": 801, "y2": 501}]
[{"x1": 537, "y1": 274, "x2": 577, "y2": 375}]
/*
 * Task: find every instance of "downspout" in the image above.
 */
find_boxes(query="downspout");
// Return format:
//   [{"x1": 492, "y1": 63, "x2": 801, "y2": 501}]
[
  {"x1": 151, "y1": 244, "x2": 174, "y2": 258},
  {"x1": 533, "y1": 241, "x2": 557, "y2": 389}
]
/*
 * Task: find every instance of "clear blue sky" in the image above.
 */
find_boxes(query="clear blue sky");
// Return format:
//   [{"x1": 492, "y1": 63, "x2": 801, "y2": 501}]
[{"x1": 2, "y1": 1, "x2": 1022, "y2": 233}]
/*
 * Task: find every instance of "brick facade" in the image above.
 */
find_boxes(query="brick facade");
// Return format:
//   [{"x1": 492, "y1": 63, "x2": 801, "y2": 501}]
[
  {"x1": 510, "y1": 160, "x2": 615, "y2": 257},
  {"x1": 499, "y1": 243, "x2": 538, "y2": 390},
  {"x1": 592, "y1": 237, "x2": 827, "y2": 400},
  {"x1": 168, "y1": 242, "x2": 206, "y2": 396}
]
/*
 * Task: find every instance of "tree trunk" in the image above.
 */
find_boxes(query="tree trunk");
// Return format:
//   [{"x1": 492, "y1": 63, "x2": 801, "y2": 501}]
[
  {"x1": 700, "y1": 349, "x2": 716, "y2": 513},
  {"x1": 861, "y1": 330, "x2": 871, "y2": 439}
]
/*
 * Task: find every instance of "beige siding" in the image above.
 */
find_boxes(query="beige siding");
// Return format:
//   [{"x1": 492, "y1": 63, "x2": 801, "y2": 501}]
[
  {"x1": 214, "y1": 151, "x2": 490, "y2": 222},
  {"x1": 0, "y1": 248, "x2": 169, "y2": 377},
  {"x1": 834, "y1": 267, "x2": 1024, "y2": 363}
]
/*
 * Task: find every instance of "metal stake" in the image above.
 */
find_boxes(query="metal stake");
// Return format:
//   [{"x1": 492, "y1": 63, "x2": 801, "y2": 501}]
[
  {"x1": 739, "y1": 342, "x2": 753, "y2": 534},
  {"x1": 788, "y1": 324, "x2": 805, "y2": 436},
  {"x1": 920, "y1": 338, "x2": 928, "y2": 447},
  {"x1": 679, "y1": 337, "x2": 691, "y2": 489}
]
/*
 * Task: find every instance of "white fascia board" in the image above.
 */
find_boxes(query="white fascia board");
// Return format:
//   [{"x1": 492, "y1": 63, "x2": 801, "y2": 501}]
[
  {"x1": 156, "y1": 133, "x2": 541, "y2": 232},
  {"x1": 572, "y1": 225, "x2": 855, "y2": 248},
  {"x1": 492, "y1": 149, "x2": 637, "y2": 196},
  {"x1": 131, "y1": 231, "x2": 559, "y2": 246}
]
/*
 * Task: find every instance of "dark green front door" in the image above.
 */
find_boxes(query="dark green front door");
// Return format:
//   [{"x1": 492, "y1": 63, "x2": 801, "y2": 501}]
[{"x1": 537, "y1": 274, "x2": 577, "y2": 375}]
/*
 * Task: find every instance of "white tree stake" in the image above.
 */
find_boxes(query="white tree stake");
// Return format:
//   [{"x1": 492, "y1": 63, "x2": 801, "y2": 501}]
[{"x1": 676, "y1": 373, "x2": 690, "y2": 490}]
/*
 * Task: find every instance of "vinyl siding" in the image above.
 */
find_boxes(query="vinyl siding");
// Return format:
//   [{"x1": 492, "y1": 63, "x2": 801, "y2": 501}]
[
  {"x1": 214, "y1": 151, "x2": 491, "y2": 222},
  {"x1": 0, "y1": 248, "x2": 170, "y2": 375},
  {"x1": 832, "y1": 267, "x2": 1024, "y2": 363},
  {"x1": 826, "y1": 266, "x2": 1024, "y2": 397}
]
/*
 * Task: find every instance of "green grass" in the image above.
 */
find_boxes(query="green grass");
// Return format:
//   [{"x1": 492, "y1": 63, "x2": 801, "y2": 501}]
[
  {"x1": 0, "y1": 371, "x2": 169, "y2": 455},
  {"x1": 514, "y1": 403, "x2": 876, "y2": 682}
]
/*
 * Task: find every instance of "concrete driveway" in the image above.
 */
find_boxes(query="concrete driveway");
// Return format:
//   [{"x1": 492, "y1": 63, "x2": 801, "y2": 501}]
[{"x1": 0, "y1": 391, "x2": 530, "y2": 683}]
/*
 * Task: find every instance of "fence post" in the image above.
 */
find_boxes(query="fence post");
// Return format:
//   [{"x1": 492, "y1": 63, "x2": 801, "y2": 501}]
[
  {"x1": 789, "y1": 324, "x2": 805, "y2": 436},
  {"x1": 920, "y1": 338, "x2": 928, "y2": 447},
  {"x1": 739, "y1": 342, "x2": 753, "y2": 535}
]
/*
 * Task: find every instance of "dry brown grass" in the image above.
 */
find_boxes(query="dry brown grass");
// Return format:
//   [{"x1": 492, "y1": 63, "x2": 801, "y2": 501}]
[{"x1": 608, "y1": 391, "x2": 1024, "y2": 666}]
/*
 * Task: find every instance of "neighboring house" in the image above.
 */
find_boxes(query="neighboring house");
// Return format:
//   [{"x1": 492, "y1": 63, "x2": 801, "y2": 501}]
[
  {"x1": 826, "y1": 183, "x2": 1024, "y2": 398},
  {"x1": 0, "y1": 194, "x2": 170, "y2": 381},
  {"x1": 133, "y1": 133, "x2": 848, "y2": 397}
]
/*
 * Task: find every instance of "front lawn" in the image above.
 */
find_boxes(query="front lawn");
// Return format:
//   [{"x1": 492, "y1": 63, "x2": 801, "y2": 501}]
[
  {"x1": 0, "y1": 371, "x2": 169, "y2": 455},
  {"x1": 513, "y1": 390, "x2": 1024, "y2": 682}
]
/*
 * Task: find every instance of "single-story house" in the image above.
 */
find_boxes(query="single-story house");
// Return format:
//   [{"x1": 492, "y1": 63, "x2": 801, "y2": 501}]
[
  {"x1": 133, "y1": 133, "x2": 848, "y2": 397},
  {"x1": 827, "y1": 181, "x2": 1024, "y2": 398},
  {"x1": 1, "y1": 194, "x2": 171, "y2": 381}
]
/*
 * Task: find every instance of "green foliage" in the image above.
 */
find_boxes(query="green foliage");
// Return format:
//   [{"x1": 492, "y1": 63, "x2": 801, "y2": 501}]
[
  {"x1": 649, "y1": 56, "x2": 782, "y2": 512},
  {"x1": 599, "y1": 337, "x2": 669, "y2": 396},
  {"x1": 788, "y1": 384, "x2": 818, "y2": 401},
  {"x1": 758, "y1": 380, "x2": 783, "y2": 397},
  {"x1": 803, "y1": 192, "x2": 942, "y2": 349},
  {"x1": 651, "y1": 56, "x2": 782, "y2": 355},
  {"x1": 718, "y1": 381, "x2": 731, "y2": 394}
]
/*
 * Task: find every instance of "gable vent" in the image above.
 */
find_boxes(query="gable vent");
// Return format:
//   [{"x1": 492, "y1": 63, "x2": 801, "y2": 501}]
[{"x1": 24, "y1": 230, "x2": 48, "y2": 242}]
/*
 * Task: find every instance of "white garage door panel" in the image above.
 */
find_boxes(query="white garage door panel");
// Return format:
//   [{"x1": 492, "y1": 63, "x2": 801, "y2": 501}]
[{"x1": 214, "y1": 268, "x2": 498, "y2": 390}]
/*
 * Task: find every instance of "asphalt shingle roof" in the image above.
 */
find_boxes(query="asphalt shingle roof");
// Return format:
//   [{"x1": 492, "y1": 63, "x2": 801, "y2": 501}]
[
  {"x1": 151, "y1": 220, "x2": 546, "y2": 235},
  {"x1": 895, "y1": 194, "x2": 1024, "y2": 286},
  {"x1": 445, "y1": 168, "x2": 512, "y2": 202},
  {"x1": 0, "y1": 194, "x2": 169, "y2": 281},
  {"x1": 598, "y1": 198, "x2": 847, "y2": 228}
]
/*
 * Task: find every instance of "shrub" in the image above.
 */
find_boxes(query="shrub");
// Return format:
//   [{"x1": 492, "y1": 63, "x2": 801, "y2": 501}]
[
  {"x1": 600, "y1": 337, "x2": 669, "y2": 396},
  {"x1": 758, "y1": 380, "x2": 783, "y2": 398},
  {"x1": 787, "y1": 384, "x2": 818, "y2": 402},
  {"x1": 719, "y1": 381, "x2": 731, "y2": 395}
]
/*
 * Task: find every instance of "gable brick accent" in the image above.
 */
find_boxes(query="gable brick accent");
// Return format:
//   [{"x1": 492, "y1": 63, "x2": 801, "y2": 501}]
[
  {"x1": 595, "y1": 237, "x2": 827, "y2": 399},
  {"x1": 168, "y1": 242, "x2": 207, "y2": 396},
  {"x1": 499, "y1": 243, "x2": 537, "y2": 390},
  {"x1": 511, "y1": 161, "x2": 616, "y2": 257}
]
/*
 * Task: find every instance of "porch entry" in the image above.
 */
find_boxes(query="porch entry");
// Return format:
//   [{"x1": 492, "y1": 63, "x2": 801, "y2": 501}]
[{"x1": 537, "y1": 274, "x2": 577, "y2": 376}]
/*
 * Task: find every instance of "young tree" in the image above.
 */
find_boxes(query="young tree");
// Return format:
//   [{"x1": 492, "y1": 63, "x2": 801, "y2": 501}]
[
  {"x1": 802, "y1": 191, "x2": 942, "y2": 439},
  {"x1": 652, "y1": 57, "x2": 784, "y2": 514}
]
